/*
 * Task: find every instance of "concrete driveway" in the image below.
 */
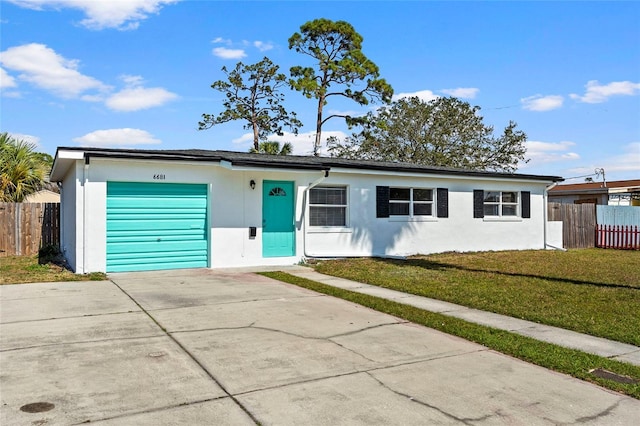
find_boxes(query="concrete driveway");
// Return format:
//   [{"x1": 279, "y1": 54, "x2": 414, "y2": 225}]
[{"x1": 1, "y1": 269, "x2": 638, "y2": 425}]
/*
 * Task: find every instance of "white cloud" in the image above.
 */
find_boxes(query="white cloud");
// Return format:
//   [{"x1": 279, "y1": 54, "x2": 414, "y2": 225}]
[
  {"x1": 212, "y1": 37, "x2": 231, "y2": 44},
  {"x1": 73, "y1": 128, "x2": 161, "y2": 147},
  {"x1": 212, "y1": 47, "x2": 247, "y2": 60},
  {"x1": 570, "y1": 80, "x2": 640, "y2": 104},
  {"x1": 0, "y1": 67, "x2": 17, "y2": 88},
  {"x1": 254, "y1": 41, "x2": 274, "y2": 52},
  {"x1": 232, "y1": 130, "x2": 349, "y2": 156},
  {"x1": 8, "y1": 0, "x2": 179, "y2": 30},
  {"x1": 521, "y1": 94, "x2": 564, "y2": 111},
  {"x1": 0, "y1": 43, "x2": 109, "y2": 98},
  {"x1": 8, "y1": 132, "x2": 41, "y2": 149},
  {"x1": 524, "y1": 140, "x2": 580, "y2": 164},
  {"x1": 231, "y1": 133, "x2": 255, "y2": 146},
  {"x1": 106, "y1": 87, "x2": 178, "y2": 111},
  {"x1": 440, "y1": 87, "x2": 479, "y2": 99},
  {"x1": 392, "y1": 89, "x2": 439, "y2": 103},
  {"x1": 0, "y1": 68, "x2": 20, "y2": 97},
  {"x1": 105, "y1": 74, "x2": 177, "y2": 111}
]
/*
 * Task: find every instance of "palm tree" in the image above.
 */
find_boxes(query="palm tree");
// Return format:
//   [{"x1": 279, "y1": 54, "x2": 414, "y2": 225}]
[
  {"x1": 249, "y1": 141, "x2": 293, "y2": 155},
  {"x1": 0, "y1": 132, "x2": 47, "y2": 202}
]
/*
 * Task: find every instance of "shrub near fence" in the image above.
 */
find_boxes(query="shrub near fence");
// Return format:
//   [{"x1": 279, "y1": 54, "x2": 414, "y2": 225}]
[{"x1": 0, "y1": 202, "x2": 60, "y2": 256}]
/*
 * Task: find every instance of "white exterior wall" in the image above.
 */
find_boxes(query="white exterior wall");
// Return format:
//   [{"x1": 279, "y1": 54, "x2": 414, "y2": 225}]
[
  {"x1": 61, "y1": 155, "x2": 557, "y2": 273},
  {"x1": 60, "y1": 163, "x2": 78, "y2": 271},
  {"x1": 305, "y1": 170, "x2": 551, "y2": 257}
]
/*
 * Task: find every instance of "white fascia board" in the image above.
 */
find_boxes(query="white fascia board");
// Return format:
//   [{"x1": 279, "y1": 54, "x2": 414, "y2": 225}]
[
  {"x1": 215, "y1": 162, "x2": 323, "y2": 174},
  {"x1": 92, "y1": 157, "x2": 217, "y2": 168},
  {"x1": 57, "y1": 150, "x2": 85, "y2": 160},
  {"x1": 328, "y1": 167, "x2": 555, "y2": 184},
  {"x1": 50, "y1": 149, "x2": 86, "y2": 181}
]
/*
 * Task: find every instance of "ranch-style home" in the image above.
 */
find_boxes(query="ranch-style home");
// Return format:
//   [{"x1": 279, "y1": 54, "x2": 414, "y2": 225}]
[{"x1": 50, "y1": 147, "x2": 564, "y2": 274}]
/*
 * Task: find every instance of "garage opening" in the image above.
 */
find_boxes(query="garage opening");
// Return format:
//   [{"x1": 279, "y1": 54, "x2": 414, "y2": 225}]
[{"x1": 106, "y1": 182, "x2": 208, "y2": 272}]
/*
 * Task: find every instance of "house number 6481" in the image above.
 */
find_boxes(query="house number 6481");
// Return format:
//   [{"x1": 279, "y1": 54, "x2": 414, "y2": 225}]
[{"x1": 153, "y1": 174, "x2": 166, "y2": 180}]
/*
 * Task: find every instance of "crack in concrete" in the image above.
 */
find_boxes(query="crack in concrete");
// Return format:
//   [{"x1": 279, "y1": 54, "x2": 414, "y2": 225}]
[
  {"x1": 610, "y1": 348, "x2": 640, "y2": 357},
  {"x1": 364, "y1": 371, "x2": 498, "y2": 425},
  {"x1": 571, "y1": 399, "x2": 622, "y2": 424},
  {"x1": 230, "y1": 349, "x2": 488, "y2": 399},
  {"x1": 328, "y1": 339, "x2": 378, "y2": 363},
  {"x1": 326, "y1": 321, "x2": 406, "y2": 338},
  {"x1": 171, "y1": 322, "x2": 414, "y2": 365},
  {"x1": 69, "y1": 396, "x2": 230, "y2": 425},
  {"x1": 172, "y1": 322, "x2": 487, "y2": 373}
]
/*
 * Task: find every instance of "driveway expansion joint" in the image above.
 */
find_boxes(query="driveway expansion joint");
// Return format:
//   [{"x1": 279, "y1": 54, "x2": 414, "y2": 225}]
[
  {"x1": 0, "y1": 333, "x2": 168, "y2": 353},
  {"x1": 0, "y1": 309, "x2": 140, "y2": 325},
  {"x1": 109, "y1": 278, "x2": 261, "y2": 425}
]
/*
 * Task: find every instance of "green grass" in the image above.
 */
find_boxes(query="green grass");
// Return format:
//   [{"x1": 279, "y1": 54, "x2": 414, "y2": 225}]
[
  {"x1": 0, "y1": 255, "x2": 107, "y2": 284},
  {"x1": 311, "y1": 249, "x2": 640, "y2": 346},
  {"x1": 261, "y1": 271, "x2": 640, "y2": 400}
]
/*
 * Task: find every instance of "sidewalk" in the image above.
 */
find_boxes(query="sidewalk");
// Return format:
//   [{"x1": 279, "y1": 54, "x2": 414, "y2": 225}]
[{"x1": 285, "y1": 267, "x2": 640, "y2": 366}]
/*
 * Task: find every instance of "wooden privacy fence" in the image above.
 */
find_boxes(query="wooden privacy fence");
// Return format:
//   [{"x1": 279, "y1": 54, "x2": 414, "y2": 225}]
[
  {"x1": 596, "y1": 225, "x2": 640, "y2": 250},
  {"x1": 0, "y1": 203, "x2": 60, "y2": 257},
  {"x1": 547, "y1": 202, "x2": 596, "y2": 249}
]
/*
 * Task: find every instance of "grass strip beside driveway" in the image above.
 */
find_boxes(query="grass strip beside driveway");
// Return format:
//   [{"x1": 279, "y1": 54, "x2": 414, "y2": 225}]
[
  {"x1": 0, "y1": 255, "x2": 106, "y2": 284},
  {"x1": 261, "y1": 271, "x2": 640, "y2": 400},
  {"x1": 311, "y1": 249, "x2": 640, "y2": 346}
]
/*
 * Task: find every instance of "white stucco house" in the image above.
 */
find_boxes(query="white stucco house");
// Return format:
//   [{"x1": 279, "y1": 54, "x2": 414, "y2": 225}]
[{"x1": 50, "y1": 147, "x2": 564, "y2": 273}]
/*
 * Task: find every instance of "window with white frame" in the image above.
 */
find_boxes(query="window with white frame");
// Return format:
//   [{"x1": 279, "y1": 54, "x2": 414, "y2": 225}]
[
  {"x1": 483, "y1": 191, "x2": 519, "y2": 217},
  {"x1": 309, "y1": 186, "x2": 347, "y2": 226},
  {"x1": 389, "y1": 188, "x2": 434, "y2": 217}
]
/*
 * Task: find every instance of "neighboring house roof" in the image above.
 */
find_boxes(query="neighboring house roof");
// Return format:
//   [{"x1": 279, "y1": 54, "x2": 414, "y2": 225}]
[
  {"x1": 549, "y1": 179, "x2": 640, "y2": 195},
  {"x1": 50, "y1": 146, "x2": 564, "y2": 183}
]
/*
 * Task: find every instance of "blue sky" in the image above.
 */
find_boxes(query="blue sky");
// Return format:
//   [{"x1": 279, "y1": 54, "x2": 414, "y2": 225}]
[{"x1": 1, "y1": 0, "x2": 639, "y2": 182}]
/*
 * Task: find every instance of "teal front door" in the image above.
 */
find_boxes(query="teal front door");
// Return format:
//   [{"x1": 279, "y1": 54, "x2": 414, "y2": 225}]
[{"x1": 262, "y1": 180, "x2": 295, "y2": 257}]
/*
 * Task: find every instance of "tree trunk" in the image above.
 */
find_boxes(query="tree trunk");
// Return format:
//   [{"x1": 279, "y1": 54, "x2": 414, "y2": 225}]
[
  {"x1": 252, "y1": 121, "x2": 259, "y2": 152},
  {"x1": 314, "y1": 97, "x2": 324, "y2": 156}
]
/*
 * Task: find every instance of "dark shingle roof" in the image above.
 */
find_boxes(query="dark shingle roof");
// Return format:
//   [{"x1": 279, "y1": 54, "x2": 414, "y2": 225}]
[{"x1": 55, "y1": 146, "x2": 563, "y2": 182}]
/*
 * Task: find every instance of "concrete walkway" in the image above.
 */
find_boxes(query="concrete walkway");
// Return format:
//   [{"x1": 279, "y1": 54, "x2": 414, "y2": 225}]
[{"x1": 285, "y1": 267, "x2": 640, "y2": 366}]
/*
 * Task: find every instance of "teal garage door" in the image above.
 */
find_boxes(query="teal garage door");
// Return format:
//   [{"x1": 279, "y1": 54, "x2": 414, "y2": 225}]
[{"x1": 106, "y1": 182, "x2": 208, "y2": 272}]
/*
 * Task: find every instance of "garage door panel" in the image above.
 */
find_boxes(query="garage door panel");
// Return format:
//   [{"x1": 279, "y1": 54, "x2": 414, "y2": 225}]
[
  {"x1": 107, "y1": 259, "x2": 208, "y2": 272},
  {"x1": 108, "y1": 240, "x2": 207, "y2": 255},
  {"x1": 108, "y1": 230, "x2": 206, "y2": 241},
  {"x1": 107, "y1": 197, "x2": 206, "y2": 213},
  {"x1": 108, "y1": 182, "x2": 205, "y2": 195},
  {"x1": 107, "y1": 219, "x2": 206, "y2": 231},
  {"x1": 107, "y1": 182, "x2": 208, "y2": 272},
  {"x1": 107, "y1": 248, "x2": 208, "y2": 261}
]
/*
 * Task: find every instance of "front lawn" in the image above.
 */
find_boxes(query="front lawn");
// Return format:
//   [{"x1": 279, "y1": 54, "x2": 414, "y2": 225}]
[
  {"x1": 312, "y1": 249, "x2": 640, "y2": 346},
  {"x1": 0, "y1": 255, "x2": 107, "y2": 284}
]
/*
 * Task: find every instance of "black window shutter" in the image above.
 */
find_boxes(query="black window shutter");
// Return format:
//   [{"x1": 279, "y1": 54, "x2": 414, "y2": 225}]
[
  {"x1": 376, "y1": 186, "x2": 390, "y2": 218},
  {"x1": 473, "y1": 190, "x2": 484, "y2": 218},
  {"x1": 521, "y1": 191, "x2": 531, "y2": 219},
  {"x1": 436, "y1": 188, "x2": 448, "y2": 218}
]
